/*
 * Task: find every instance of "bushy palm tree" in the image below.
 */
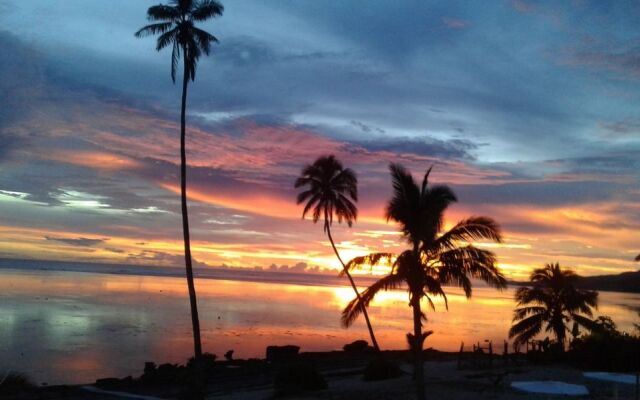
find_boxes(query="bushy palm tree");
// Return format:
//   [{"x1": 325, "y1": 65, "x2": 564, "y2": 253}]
[
  {"x1": 509, "y1": 263, "x2": 598, "y2": 351},
  {"x1": 295, "y1": 155, "x2": 380, "y2": 351},
  {"x1": 341, "y1": 164, "x2": 506, "y2": 400},
  {"x1": 135, "y1": 0, "x2": 223, "y2": 358}
]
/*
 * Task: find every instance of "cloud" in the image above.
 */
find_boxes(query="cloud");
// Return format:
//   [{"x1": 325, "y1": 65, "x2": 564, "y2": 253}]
[
  {"x1": 44, "y1": 236, "x2": 108, "y2": 247},
  {"x1": 557, "y1": 38, "x2": 640, "y2": 81},
  {"x1": 442, "y1": 17, "x2": 469, "y2": 29}
]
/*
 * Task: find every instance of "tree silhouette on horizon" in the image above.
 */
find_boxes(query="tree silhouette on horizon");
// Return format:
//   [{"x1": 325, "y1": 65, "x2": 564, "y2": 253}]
[
  {"x1": 294, "y1": 155, "x2": 380, "y2": 351},
  {"x1": 135, "y1": 0, "x2": 223, "y2": 358},
  {"x1": 341, "y1": 164, "x2": 506, "y2": 400},
  {"x1": 509, "y1": 262, "x2": 598, "y2": 351}
]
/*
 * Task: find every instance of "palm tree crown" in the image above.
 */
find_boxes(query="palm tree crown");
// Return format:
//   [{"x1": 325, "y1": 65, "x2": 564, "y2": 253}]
[
  {"x1": 341, "y1": 164, "x2": 505, "y2": 400},
  {"x1": 295, "y1": 155, "x2": 358, "y2": 231},
  {"x1": 295, "y1": 155, "x2": 380, "y2": 351},
  {"x1": 342, "y1": 164, "x2": 506, "y2": 326},
  {"x1": 509, "y1": 262, "x2": 598, "y2": 347},
  {"x1": 135, "y1": 0, "x2": 223, "y2": 82}
]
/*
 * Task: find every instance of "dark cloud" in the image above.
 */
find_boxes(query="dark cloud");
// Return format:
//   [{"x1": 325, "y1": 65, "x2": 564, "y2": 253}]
[
  {"x1": 453, "y1": 180, "x2": 629, "y2": 206},
  {"x1": 45, "y1": 236, "x2": 108, "y2": 247},
  {"x1": 354, "y1": 136, "x2": 479, "y2": 160}
]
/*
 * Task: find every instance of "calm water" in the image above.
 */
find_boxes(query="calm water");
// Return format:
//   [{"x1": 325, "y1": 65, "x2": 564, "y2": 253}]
[{"x1": 1, "y1": 267, "x2": 638, "y2": 385}]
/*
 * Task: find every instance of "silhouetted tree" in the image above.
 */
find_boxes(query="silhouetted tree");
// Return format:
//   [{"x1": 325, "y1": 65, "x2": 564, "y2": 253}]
[
  {"x1": 341, "y1": 164, "x2": 506, "y2": 400},
  {"x1": 509, "y1": 263, "x2": 598, "y2": 351},
  {"x1": 135, "y1": 0, "x2": 223, "y2": 358},
  {"x1": 295, "y1": 155, "x2": 380, "y2": 351},
  {"x1": 635, "y1": 253, "x2": 640, "y2": 262}
]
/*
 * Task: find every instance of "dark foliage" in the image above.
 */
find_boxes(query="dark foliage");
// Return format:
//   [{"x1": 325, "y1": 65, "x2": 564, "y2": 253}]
[
  {"x1": 569, "y1": 328, "x2": 640, "y2": 372},
  {"x1": 343, "y1": 339, "x2": 370, "y2": 352},
  {"x1": 0, "y1": 372, "x2": 34, "y2": 394},
  {"x1": 266, "y1": 345, "x2": 300, "y2": 363},
  {"x1": 509, "y1": 263, "x2": 598, "y2": 348}
]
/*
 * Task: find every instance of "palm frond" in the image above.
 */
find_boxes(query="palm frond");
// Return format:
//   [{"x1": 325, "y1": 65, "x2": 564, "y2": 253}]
[
  {"x1": 135, "y1": 22, "x2": 174, "y2": 38},
  {"x1": 512, "y1": 306, "x2": 546, "y2": 321},
  {"x1": 432, "y1": 216, "x2": 502, "y2": 253},
  {"x1": 147, "y1": 5, "x2": 180, "y2": 21},
  {"x1": 514, "y1": 286, "x2": 549, "y2": 306},
  {"x1": 192, "y1": 0, "x2": 224, "y2": 21},
  {"x1": 341, "y1": 273, "x2": 405, "y2": 327},
  {"x1": 438, "y1": 245, "x2": 506, "y2": 292},
  {"x1": 570, "y1": 313, "x2": 598, "y2": 332},
  {"x1": 340, "y1": 252, "x2": 395, "y2": 276},
  {"x1": 385, "y1": 163, "x2": 420, "y2": 232},
  {"x1": 171, "y1": 41, "x2": 180, "y2": 82},
  {"x1": 509, "y1": 313, "x2": 545, "y2": 344},
  {"x1": 192, "y1": 27, "x2": 218, "y2": 55}
]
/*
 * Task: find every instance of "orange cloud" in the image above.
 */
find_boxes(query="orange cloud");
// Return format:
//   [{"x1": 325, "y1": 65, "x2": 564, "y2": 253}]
[{"x1": 45, "y1": 150, "x2": 142, "y2": 170}]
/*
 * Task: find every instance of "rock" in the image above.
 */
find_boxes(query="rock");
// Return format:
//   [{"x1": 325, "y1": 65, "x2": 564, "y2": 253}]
[{"x1": 266, "y1": 345, "x2": 300, "y2": 362}]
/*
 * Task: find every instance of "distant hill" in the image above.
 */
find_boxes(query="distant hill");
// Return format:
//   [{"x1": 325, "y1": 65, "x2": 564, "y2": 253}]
[
  {"x1": 511, "y1": 270, "x2": 640, "y2": 294},
  {"x1": 573, "y1": 270, "x2": 640, "y2": 293}
]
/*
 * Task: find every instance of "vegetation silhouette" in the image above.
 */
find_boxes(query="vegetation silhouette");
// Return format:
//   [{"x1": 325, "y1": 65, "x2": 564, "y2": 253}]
[
  {"x1": 135, "y1": 0, "x2": 224, "y2": 358},
  {"x1": 340, "y1": 163, "x2": 506, "y2": 400},
  {"x1": 294, "y1": 155, "x2": 380, "y2": 351},
  {"x1": 636, "y1": 254, "x2": 640, "y2": 262},
  {"x1": 509, "y1": 263, "x2": 598, "y2": 352}
]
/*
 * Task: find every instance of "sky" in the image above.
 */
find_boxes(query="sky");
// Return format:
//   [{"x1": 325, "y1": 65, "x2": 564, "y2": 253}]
[{"x1": 0, "y1": 0, "x2": 638, "y2": 279}]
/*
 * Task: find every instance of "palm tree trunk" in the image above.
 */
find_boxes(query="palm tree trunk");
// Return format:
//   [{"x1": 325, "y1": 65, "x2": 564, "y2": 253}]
[
  {"x1": 324, "y1": 216, "x2": 380, "y2": 352},
  {"x1": 411, "y1": 295, "x2": 426, "y2": 400},
  {"x1": 410, "y1": 241, "x2": 425, "y2": 400},
  {"x1": 181, "y1": 56, "x2": 202, "y2": 358}
]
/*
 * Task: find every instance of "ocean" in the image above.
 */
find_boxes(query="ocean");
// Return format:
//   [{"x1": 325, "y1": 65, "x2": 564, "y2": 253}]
[{"x1": 1, "y1": 260, "x2": 638, "y2": 385}]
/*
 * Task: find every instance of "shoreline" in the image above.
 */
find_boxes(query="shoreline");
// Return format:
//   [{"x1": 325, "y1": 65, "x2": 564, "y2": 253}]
[{"x1": 4, "y1": 349, "x2": 638, "y2": 399}]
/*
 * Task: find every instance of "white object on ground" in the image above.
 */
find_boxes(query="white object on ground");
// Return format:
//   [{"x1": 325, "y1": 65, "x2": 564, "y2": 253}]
[
  {"x1": 82, "y1": 385, "x2": 164, "y2": 400},
  {"x1": 511, "y1": 381, "x2": 589, "y2": 395},
  {"x1": 584, "y1": 372, "x2": 637, "y2": 385}
]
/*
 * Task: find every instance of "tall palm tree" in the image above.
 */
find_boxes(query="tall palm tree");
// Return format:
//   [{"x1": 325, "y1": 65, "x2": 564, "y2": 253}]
[
  {"x1": 295, "y1": 155, "x2": 380, "y2": 351},
  {"x1": 509, "y1": 263, "x2": 598, "y2": 351},
  {"x1": 341, "y1": 164, "x2": 506, "y2": 400},
  {"x1": 135, "y1": 0, "x2": 223, "y2": 358}
]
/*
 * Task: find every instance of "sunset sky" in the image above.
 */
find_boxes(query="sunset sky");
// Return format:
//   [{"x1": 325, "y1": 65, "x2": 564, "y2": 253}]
[{"x1": 0, "y1": 0, "x2": 638, "y2": 279}]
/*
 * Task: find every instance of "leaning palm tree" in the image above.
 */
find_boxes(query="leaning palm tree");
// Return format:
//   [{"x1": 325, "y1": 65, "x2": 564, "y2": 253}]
[
  {"x1": 135, "y1": 0, "x2": 223, "y2": 358},
  {"x1": 509, "y1": 263, "x2": 598, "y2": 351},
  {"x1": 295, "y1": 155, "x2": 380, "y2": 351},
  {"x1": 341, "y1": 164, "x2": 506, "y2": 400}
]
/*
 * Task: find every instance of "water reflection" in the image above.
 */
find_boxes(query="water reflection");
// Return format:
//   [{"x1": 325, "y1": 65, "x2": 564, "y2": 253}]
[{"x1": 0, "y1": 268, "x2": 638, "y2": 385}]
